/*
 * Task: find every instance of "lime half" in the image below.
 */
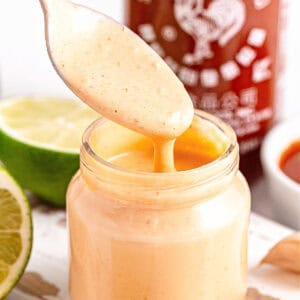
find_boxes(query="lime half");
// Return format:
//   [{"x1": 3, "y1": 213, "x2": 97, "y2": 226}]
[
  {"x1": 0, "y1": 165, "x2": 32, "y2": 299},
  {"x1": 0, "y1": 97, "x2": 98, "y2": 205}
]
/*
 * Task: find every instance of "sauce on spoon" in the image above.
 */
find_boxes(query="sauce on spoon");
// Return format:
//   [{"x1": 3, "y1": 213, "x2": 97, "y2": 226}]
[{"x1": 39, "y1": 0, "x2": 194, "y2": 172}]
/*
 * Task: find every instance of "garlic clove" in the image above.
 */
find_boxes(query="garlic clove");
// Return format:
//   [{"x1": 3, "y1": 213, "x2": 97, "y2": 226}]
[
  {"x1": 247, "y1": 288, "x2": 279, "y2": 300},
  {"x1": 261, "y1": 233, "x2": 300, "y2": 273}
]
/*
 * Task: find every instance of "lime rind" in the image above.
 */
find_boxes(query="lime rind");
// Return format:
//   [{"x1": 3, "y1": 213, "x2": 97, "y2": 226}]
[{"x1": 0, "y1": 128, "x2": 79, "y2": 205}]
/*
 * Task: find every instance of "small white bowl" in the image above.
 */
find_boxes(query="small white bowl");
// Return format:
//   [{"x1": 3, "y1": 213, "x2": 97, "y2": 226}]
[{"x1": 261, "y1": 117, "x2": 300, "y2": 229}]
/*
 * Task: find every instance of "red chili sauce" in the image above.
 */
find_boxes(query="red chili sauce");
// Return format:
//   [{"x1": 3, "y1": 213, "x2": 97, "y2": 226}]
[
  {"x1": 279, "y1": 140, "x2": 300, "y2": 184},
  {"x1": 126, "y1": 0, "x2": 281, "y2": 156}
]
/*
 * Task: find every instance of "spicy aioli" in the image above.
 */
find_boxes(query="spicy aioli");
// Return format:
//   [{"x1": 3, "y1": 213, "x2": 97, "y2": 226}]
[
  {"x1": 40, "y1": 0, "x2": 194, "y2": 172},
  {"x1": 279, "y1": 140, "x2": 300, "y2": 184},
  {"x1": 39, "y1": 1, "x2": 250, "y2": 299}
]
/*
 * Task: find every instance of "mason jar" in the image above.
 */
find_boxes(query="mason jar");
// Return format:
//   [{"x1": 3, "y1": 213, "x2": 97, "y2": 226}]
[{"x1": 67, "y1": 110, "x2": 251, "y2": 300}]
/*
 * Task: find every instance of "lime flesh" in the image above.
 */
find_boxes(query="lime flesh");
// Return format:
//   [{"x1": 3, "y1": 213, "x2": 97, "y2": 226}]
[{"x1": 0, "y1": 166, "x2": 32, "y2": 299}]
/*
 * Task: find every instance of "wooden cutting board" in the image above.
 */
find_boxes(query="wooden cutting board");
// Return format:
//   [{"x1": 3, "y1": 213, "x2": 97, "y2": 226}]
[{"x1": 5, "y1": 200, "x2": 300, "y2": 300}]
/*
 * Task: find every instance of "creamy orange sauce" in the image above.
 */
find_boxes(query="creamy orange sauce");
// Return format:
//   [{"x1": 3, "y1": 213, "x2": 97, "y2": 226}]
[
  {"x1": 40, "y1": 1, "x2": 249, "y2": 299},
  {"x1": 40, "y1": 0, "x2": 193, "y2": 172},
  {"x1": 99, "y1": 116, "x2": 228, "y2": 172},
  {"x1": 67, "y1": 117, "x2": 248, "y2": 300}
]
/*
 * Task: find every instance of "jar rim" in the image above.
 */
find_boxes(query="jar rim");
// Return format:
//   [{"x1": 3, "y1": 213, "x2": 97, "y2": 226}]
[{"x1": 81, "y1": 110, "x2": 238, "y2": 186}]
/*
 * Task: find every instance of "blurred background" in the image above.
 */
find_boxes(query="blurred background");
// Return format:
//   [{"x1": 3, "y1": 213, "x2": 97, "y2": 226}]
[
  {"x1": 1, "y1": 0, "x2": 299, "y2": 115},
  {"x1": 0, "y1": 1, "x2": 124, "y2": 99},
  {"x1": 0, "y1": 0, "x2": 300, "y2": 226}
]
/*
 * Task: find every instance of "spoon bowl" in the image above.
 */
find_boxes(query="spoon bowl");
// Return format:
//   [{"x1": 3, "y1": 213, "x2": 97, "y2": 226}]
[{"x1": 39, "y1": 0, "x2": 194, "y2": 140}]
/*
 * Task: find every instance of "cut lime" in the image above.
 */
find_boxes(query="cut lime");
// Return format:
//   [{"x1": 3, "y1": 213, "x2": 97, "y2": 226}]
[
  {"x1": 0, "y1": 165, "x2": 32, "y2": 299},
  {"x1": 0, "y1": 97, "x2": 99, "y2": 205}
]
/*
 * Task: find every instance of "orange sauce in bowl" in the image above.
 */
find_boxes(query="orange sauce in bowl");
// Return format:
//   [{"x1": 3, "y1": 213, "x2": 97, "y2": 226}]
[{"x1": 279, "y1": 140, "x2": 300, "y2": 184}]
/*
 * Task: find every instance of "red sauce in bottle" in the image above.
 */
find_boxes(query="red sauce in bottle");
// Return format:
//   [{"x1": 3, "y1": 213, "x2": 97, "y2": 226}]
[
  {"x1": 126, "y1": 0, "x2": 283, "y2": 156},
  {"x1": 279, "y1": 140, "x2": 300, "y2": 184}
]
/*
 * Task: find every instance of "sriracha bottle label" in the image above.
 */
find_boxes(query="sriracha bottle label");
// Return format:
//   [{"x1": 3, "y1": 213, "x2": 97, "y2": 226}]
[{"x1": 127, "y1": 0, "x2": 282, "y2": 154}]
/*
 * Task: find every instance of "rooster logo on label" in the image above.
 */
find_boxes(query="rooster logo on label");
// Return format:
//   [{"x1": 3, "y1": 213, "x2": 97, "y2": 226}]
[{"x1": 174, "y1": 0, "x2": 246, "y2": 65}]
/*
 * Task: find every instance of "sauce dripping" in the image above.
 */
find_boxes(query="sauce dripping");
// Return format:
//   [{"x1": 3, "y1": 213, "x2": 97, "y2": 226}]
[
  {"x1": 279, "y1": 140, "x2": 300, "y2": 184},
  {"x1": 39, "y1": 0, "x2": 194, "y2": 172}
]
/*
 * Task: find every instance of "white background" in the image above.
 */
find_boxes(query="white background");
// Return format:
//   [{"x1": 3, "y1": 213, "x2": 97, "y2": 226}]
[
  {"x1": 0, "y1": 0, "x2": 299, "y2": 117},
  {"x1": 0, "y1": 0, "x2": 124, "y2": 99}
]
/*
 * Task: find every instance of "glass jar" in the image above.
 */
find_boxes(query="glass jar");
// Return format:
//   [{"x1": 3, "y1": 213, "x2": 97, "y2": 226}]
[
  {"x1": 126, "y1": 0, "x2": 283, "y2": 156},
  {"x1": 67, "y1": 111, "x2": 251, "y2": 300}
]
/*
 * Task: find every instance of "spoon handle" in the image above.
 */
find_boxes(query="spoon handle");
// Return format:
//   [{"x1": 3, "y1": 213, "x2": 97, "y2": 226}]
[
  {"x1": 39, "y1": 0, "x2": 49, "y2": 12},
  {"x1": 39, "y1": 0, "x2": 68, "y2": 14}
]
